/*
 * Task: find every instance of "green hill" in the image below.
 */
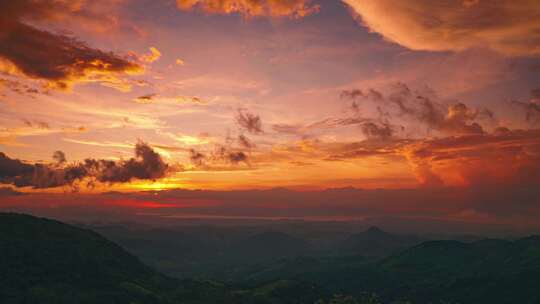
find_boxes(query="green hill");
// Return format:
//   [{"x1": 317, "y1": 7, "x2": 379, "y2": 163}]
[
  {"x1": 340, "y1": 226, "x2": 424, "y2": 257},
  {"x1": 0, "y1": 213, "x2": 184, "y2": 303},
  {"x1": 377, "y1": 238, "x2": 540, "y2": 303},
  {"x1": 0, "y1": 213, "x2": 346, "y2": 304},
  {"x1": 227, "y1": 238, "x2": 540, "y2": 303}
]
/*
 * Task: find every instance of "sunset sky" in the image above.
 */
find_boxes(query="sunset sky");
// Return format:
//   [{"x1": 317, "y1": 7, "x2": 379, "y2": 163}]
[{"x1": 1, "y1": 0, "x2": 540, "y2": 230}]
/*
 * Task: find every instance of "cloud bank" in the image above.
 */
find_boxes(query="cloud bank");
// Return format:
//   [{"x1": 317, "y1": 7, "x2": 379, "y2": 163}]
[
  {"x1": 0, "y1": 141, "x2": 170, "y2": 189},
  {"x1": 343, "y1": 0, "x2": 540, "y2": 56}
]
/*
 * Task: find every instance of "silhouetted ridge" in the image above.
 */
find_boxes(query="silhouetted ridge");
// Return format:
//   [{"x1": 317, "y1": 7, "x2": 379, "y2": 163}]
[
  {"x1": 365, "y1": 226, "x2": 387, "y2": 235},
  {"x1": 341, "y1": 226, "x2": 423, "y2": 257},
  {"x1": 0, "y1": 213, "x2": 176, "y2": 303}
]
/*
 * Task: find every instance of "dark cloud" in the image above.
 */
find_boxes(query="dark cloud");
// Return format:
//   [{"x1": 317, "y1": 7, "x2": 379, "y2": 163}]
[
  {"x1": 135, "y1": 93, "x2": 157, "y2": 104},
  {"x1": 22, "y1": 119, "x2": 50, "y2": 130},
  {"x1": 0, "y1": 141, "x2": 170, "y2": 189},
  {"x1": 513, "y1": 100, "x2": 540, "y2": 125},
  {"x1": 340, "y1": 89, "x2": 364, "y2": 100},
  {"x1": 342, "y1": 83, "x2": 494, "y2": 135},
  {"x1": 236, "y1": 110, "x2": 263, "y2": 134},
  {"x1": 87, "y1": 142, "x2": 169, "y2": 183},
  {"x1": 52, "y1": 151, "x2": 66, "y2": 165},
  {"x1": 189, "y1": 149, "x2": 206, "y2": 166},
  {"x1": 277, "y1": 83, "x2": 491, "y2": 140},
  {"x1": 360, "y1": 122, "x2": 393, "y2": 140},
  {"x1": 134, "y1": 93, "x2": 208, "y2": 104},
  {"x1": 0, "y1": 152, "x2": 35, "y2": 186},
  {"x1": 238, "y1": 134, "x2": 255, "y2": 149},
  {"x1": 188, "y1": 145, "x2": 250, "y2": 169},
  {"x1": 212, "y1": 145, "x2": 249, "y2": 165},
  {"x1": 350, "y1": 88, "x2": 385, "y2": 102},
  {"x1": 227, "y1": 151, "x2": 248, "y2": 164},
  {"x1": 273, "y1": 117, "x2": 399, "y2": 143},
  {"x1": 0, "y1": 1, "x2": 142, "y2": 90}
]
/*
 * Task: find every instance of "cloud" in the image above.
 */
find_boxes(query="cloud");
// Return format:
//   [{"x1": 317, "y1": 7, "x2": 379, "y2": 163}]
[
  {"x1": 176, "y1": 0, "x2": 320, "y2": 18},
  {"x1": 52, "y1": 151, "x2": 67, "y2": 165},
  {"x1": 402, "y1": 129, "x2": 540, "y2": 186},
  {"x1": 238, "y1": 134, "x2": 256, "y2": 149},
  {"x1": 22, "y1": 119, "x2": 50, "y2": 130},
  {"x1": 272, "y1": 123, "x2": 307, "y2": 135},
  {"x1": 141, "y1": 47, "x2": 162, "y2": 63},
  {"x1": 236, "y1": 109, "x2": 263, "y2": 134},
  {"x1": 213, "y1": 145, "x2": 250, "y2": 165},
  {"x1": 326, "y1": 147, "x2": 391, "y2": 161},
  {"x1": 0, "y1": 78, "x2": 41, "y2": 95},
  {"x1": 0, "y1": 141, "x2": 171, "y2": 189},
  {"x1": 135, "y1": 93, "x2": 158, "y2": 104},
  {"x1": 513, "y1": 99, "x2": 540, "y2": 126},
  {"x1": 134, "y1": 93, "x2": 207, "y2": 104},
  {"x1": 343, "y1": 0, "x2": 540, "y2": 56},
  {"x1": 228, "y1": 151, "x2": 248, "y2": 163},
  {"x1": 187, "y1": 143, "x2": 250, "y2": 169},
  {"x1": 360, "y1": 122, "x2": 393, "y2": 140},
  {"x1": 274, "y1": 83, "x2": 493, "y2": 140},
  {"x1": 0, "y1": 152, "x2": 35, "y2": 186},
  {"x1": 189, "y1": 149, "x2": 206, "y2": 166},
  {"x1": 272, "y1": 118, "x2": 373, "y2": 136},
  {"x1": 340, "y1": 83, "x2": 494, "y2": 136},
  {"x1": 85, "y1": 141, "x2": 170, "y2": 183},
  {"x1": 0, "y1": 1, "x2": 143, "y2": 91}
]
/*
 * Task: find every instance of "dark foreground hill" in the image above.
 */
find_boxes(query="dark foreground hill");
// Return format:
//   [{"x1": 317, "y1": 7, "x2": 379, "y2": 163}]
[
  {"x1": 0, "y1": 213, "x2": 338, "y2": 304},
  {"x1": 1, "y1": 213, "x2": 187, "y2": 304}
]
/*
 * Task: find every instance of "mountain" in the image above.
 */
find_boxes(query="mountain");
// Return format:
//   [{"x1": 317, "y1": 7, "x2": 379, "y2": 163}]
[
  {"x1": 0, "y1": 213, "x2": 177, "y2": 303},
  {"x1": 89, "y1": 225, "x2": 219, "y2": 278},
  {"x1": 6, "y1": 212, "x2": 540, "y2": 303},
  {"x1": 229, "y1": 237, "x2": 540, "y2": 303},
  {"x1": 225, "y1": 231, "x2": 312, "y2": 263},
  {"x1": 0, "y1": 213, "x2": 255, "y2": 304},
  {"x1": 0, "y1": 213, "x2": 353, "y2": 304},
  {"x1": 340, "y1": 226, "x2": 423, "y2": 257},
  {"x1": 377, "y1": 238, "x2": 540, "y2": 303}
]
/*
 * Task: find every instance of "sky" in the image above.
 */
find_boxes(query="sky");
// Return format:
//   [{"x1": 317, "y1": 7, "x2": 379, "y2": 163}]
[{"x1": 1, "y1": 0, "x2": 540, "y2": 231}]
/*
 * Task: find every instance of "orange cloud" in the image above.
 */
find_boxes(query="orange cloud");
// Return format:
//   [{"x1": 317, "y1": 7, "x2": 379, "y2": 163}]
[
  {"x1": 343, "y1": 0, "x2": 540, "y2": 56},
  {"x1": 402, "y1": 129, "x2": 540, "y2": 186},
  {"x1": 177, "y1": 0, "x2": 320, "y2": 18},
  {"x1": 141, "y1": 47, "x2": 162, "y2": 63},
  {"x1": 0, "y1": 1, "x2": 143, "y2": 91}
]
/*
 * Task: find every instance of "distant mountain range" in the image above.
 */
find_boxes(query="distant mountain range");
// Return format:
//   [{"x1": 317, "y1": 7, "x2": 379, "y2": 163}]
[
  {"x1": 340, "y1": 226, "x2": 425, "y2": 257},
  {"x1": 225, "y1": 231, "x2": 312, "y2": 262}
]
